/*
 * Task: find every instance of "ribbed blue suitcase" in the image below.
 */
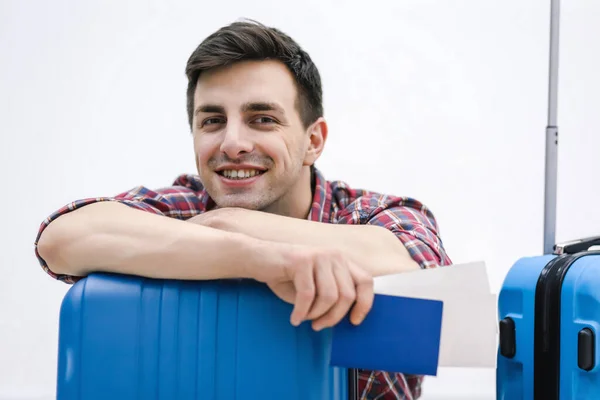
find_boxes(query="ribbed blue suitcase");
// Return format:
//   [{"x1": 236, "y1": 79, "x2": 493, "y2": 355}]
[{"x1": 56, "y1": 273, "x2": 350, "y2": 400}]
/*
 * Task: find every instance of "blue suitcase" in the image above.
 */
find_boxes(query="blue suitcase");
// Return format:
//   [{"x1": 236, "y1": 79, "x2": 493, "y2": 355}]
[
  {"x1": 497, "y1": 239, "x2": 600, "y2": 399},
  {"x1": 56, "y1": 273, "x2": 353, "y2": 399},
  {"x1": 496, "y1": 1, "x2": 600, "y2": 398}
]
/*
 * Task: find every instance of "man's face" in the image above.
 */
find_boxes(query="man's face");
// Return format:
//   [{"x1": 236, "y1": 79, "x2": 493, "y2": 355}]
[{"x1": 192, "y1": 60, "x2": 325, "y2": 214}]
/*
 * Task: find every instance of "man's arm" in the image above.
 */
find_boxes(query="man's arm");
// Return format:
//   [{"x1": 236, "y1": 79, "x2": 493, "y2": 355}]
[
  {"x1": 192, "y1": 209, "x2": 419, "y2": 277},
  {"x1": 190, "y1": 197, "x2": 450, "y2": 277},
  {"x1": 36, "y1": 201, "x2": 277, "y2": 281}
]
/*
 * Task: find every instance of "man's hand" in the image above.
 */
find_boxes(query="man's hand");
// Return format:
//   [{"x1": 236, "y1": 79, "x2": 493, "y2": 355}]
[
  {"x1": 192, "y1": 211, "x2": 375, "y2": 330},
  {"x1": 255, "y1": 244, "x2": 375, "y2": 331}
]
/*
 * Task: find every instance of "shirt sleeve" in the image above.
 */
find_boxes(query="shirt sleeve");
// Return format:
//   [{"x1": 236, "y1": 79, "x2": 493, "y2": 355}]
[
  {"x1": 34, "y1": 185, "x2": 205, "y2": 284},
  {"x1": 336, "y1": 193, "x2": 452, "y2": 269}
]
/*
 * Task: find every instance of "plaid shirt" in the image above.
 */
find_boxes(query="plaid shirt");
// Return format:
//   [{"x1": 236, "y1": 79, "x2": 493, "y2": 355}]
[{"x1": 35, "y1": 167, "x2": 452, "y2": 400}]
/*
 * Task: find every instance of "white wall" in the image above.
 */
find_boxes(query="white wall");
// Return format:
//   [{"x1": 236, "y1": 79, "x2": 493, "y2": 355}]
[{"x1": 1, "y1": 0, "x2": 599, "y2": 399}]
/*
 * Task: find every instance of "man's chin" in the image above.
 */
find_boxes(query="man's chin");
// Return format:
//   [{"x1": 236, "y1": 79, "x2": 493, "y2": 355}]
[{"x1": 213, "y1": 195, "x2": 268, "y2": 211}]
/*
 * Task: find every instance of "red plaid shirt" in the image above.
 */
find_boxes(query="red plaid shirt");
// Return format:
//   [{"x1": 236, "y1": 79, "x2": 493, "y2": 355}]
[{"x1": 35, "y1": 167, "x2": 451, "y2": 400}]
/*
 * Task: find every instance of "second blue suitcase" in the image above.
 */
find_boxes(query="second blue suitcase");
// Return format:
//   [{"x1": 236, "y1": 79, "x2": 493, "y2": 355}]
[
  {"x1": 497, "y1": 241, "x2": 600, "y2": 400},
  {"x1": 56, "y1": 273, "x2": 351, "y2": 400},
  {"x1": 496, "y1": 0, "x2": 600, "y2": 398}
]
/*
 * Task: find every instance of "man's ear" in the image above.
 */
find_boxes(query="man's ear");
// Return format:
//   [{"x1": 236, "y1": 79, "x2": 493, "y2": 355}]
[{"x1": 303, "y1": 117, "x2": 328, "y2": 166}]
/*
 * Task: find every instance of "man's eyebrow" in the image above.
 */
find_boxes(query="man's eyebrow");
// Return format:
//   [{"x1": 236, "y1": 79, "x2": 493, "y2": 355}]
[
  {"x1": 194, "y1": 104, "x2": 225, "y2": 115},
  {"x1": 194, "y1": 102, "x2": 286, "y2": 116},
  {"x1": 241, "y1": 102, "x2": 285, "y2": 114}
]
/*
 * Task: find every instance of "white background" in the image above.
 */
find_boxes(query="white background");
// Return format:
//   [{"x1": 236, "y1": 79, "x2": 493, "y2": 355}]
[{"x1": 1, "y1": 0, "x2": 599, "y2": 399}]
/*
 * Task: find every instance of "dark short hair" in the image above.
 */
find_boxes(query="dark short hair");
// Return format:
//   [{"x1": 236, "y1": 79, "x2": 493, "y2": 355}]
[{"x1": 185, "y1": 19, "x2": 323, "y2": 130}]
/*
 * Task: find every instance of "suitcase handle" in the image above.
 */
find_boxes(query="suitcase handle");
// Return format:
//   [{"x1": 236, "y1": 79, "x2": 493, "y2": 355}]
[{"x1": 554, "y1": 236, "x2": 600, "y2": 254}]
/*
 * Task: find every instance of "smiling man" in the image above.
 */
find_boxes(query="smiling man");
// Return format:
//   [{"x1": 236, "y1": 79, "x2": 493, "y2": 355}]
[{"x1": 35, "y1": 20, "x2": 452, "y2": 399}]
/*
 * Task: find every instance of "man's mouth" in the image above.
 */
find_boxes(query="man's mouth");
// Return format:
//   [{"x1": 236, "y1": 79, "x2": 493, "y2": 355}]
[{"x1": 217, "y1": 169, "x2": 267, "y2": 180}]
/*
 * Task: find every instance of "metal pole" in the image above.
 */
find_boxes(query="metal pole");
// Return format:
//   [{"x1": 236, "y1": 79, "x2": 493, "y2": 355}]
[{"x1": 544, "y1": 0, "x2": 560, "y2": 254}]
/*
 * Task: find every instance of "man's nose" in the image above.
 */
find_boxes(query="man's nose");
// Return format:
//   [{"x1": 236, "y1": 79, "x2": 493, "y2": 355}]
[{"x1": 219, "y1": 126, "x2": 253, "y2": 159}]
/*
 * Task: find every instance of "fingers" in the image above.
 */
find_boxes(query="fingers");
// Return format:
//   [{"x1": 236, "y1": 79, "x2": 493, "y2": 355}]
[
  {"x1": 289, "y1": 266, "x2": 315, "y2": 327},
  {"x1": 306, "y1": 260, "x2": 339, "y2": 321},
  {"x1": 348, "y1": 264, "x2": 374, "y2": 325},
  {"x1": 311, "y1": 264, "x2": 356, "y2": 331},
  {"x1": 286, "y1": 249, "x2": 374, "y2": 330}
]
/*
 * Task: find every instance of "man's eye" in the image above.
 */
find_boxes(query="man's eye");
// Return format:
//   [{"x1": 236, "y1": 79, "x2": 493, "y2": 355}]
[
  {"x1": 253, "y1": 116, "x2": 276, "y2": 124},
  {"x1": 203, "y1": 117, "x2": 225, "y2": 126}
]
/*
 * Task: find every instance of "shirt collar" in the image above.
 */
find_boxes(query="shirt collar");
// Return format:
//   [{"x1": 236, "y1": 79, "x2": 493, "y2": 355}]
[{"x1": 307, "y1": 166, "x2": 333, "y2": 223}]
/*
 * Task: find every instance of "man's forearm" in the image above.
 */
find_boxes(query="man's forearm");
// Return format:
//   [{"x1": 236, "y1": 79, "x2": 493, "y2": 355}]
[
  {"x1": 193, "y1": 208, "x2": 420, "y2": 276},
  {"x1": 37, "y1": 201, "x2": 281, "y2": 281}
]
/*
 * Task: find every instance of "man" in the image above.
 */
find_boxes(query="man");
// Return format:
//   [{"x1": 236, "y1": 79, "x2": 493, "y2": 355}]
[{"x1": 35, "y1": 20, "x2": 452, "y2": 399}]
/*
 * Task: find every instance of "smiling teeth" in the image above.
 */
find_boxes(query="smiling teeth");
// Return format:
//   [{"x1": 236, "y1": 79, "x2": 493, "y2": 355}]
[{"x1": 222, "y1": 169, "x2": 262, "y2": 179}]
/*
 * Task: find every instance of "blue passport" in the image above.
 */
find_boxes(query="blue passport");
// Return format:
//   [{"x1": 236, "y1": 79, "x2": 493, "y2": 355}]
[{"x1": 330, "y1": 294, "x2": 443, "y2": 376}]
